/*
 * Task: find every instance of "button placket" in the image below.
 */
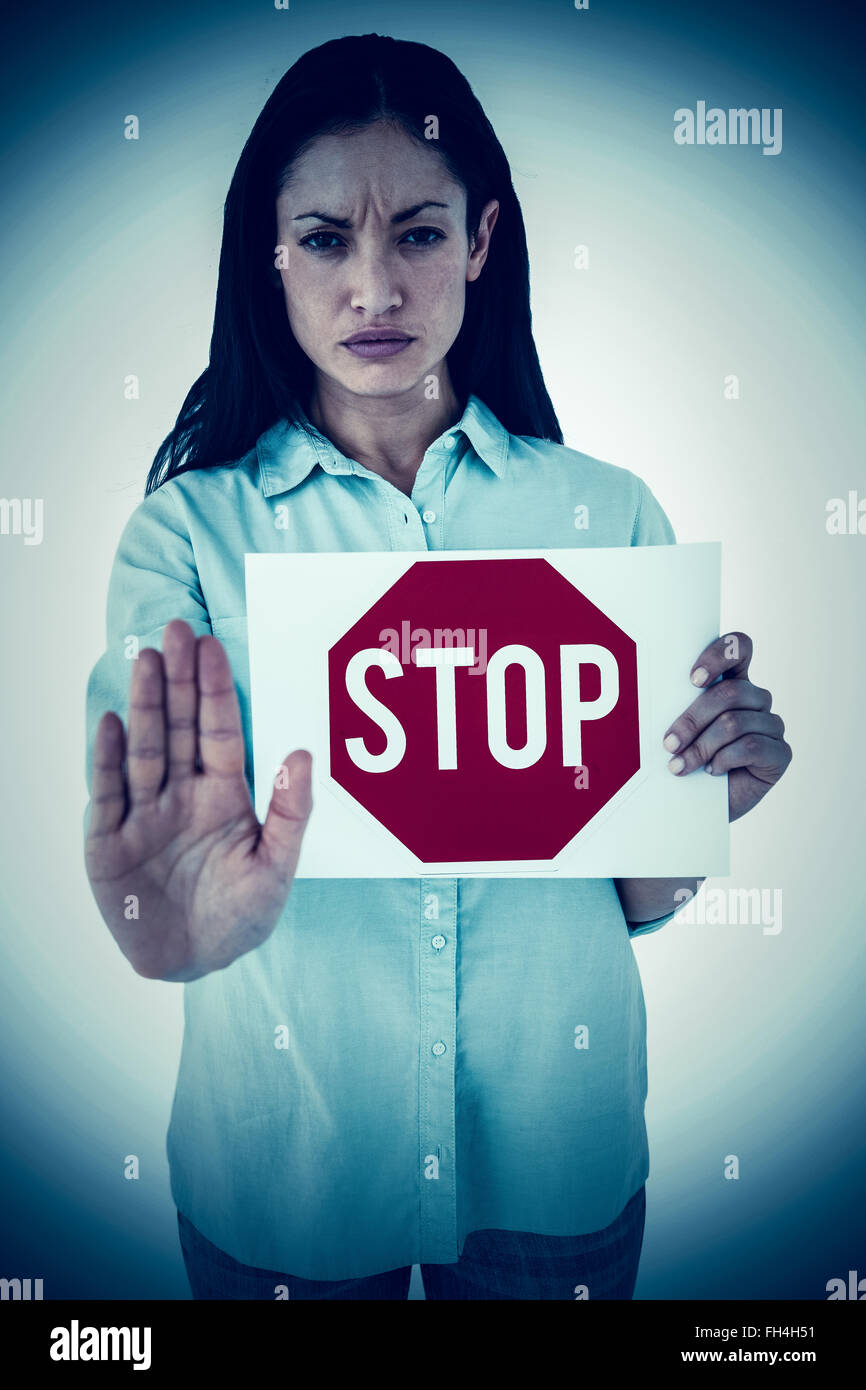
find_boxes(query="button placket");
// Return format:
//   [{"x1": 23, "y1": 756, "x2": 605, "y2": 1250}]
[
  {"x1": 418, "y1": 876, "x2": 459, "y2": 1262},
  {"x1": 411, "y1": 446, "x2": 448, "y2": 550},
  {"x1": 379, "y1": 482, "x2": 429, "y2": 551}
]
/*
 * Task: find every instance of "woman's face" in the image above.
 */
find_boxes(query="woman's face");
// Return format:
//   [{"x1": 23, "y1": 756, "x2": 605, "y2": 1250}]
[{"x1": 275, "y1": 121, "x2": 498, "y2": 401}]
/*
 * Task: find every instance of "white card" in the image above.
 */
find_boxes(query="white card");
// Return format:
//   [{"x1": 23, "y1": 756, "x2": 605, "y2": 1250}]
[{"x1": 245, "y1": 544, "x2": 728, "y2": 878}]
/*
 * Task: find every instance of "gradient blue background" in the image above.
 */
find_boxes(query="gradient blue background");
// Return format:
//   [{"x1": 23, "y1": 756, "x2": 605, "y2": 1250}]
[{"x1": 1, "y1": 0, "x2": 864, "y2": 1299}]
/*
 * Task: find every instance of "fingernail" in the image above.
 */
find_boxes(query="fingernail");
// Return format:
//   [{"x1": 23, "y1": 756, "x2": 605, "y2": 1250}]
[
  {"x1": 704, "y1": 763, "x2": 714, "y2": 774},
  {"x1": 691, "y1": 666, "x2": 709, "y2": 687},
  {"x1": 668, "y1": 756, "x2": 685, "y2": 774},
  {"x1": 663, "y1": 733, "x2": 681, "y2": 752}
]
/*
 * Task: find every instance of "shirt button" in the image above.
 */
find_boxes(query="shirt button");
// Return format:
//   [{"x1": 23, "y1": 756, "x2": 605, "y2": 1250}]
[
  {"x1": 431, "y1": 1041, "x2": 447, "y2": 1057},
  {"x1": 431, "y1": 934, "x2": 446, "y2": 950},
  {"x1": 421, "y1": 508, "x2": 437, "y2": 524}
]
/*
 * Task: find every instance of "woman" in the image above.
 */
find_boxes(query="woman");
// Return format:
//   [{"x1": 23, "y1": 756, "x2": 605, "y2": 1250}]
[{"x1": 84, "y1": 33, "x2": 791, "y2": 1300}]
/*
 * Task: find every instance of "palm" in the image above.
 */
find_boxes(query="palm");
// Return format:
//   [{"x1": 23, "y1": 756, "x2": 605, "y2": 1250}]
[{"x1": 85, "y1": 619, "x2": 312, "y2": 981}]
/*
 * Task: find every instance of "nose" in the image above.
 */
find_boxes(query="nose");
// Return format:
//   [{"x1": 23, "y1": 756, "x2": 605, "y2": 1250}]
[{"x1": 349, "y1": 246, "x2": 403, "y2": 317}]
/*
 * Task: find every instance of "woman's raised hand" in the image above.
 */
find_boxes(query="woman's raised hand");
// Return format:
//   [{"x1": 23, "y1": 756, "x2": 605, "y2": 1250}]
[{"x1": 85, "y1": 619, "x2": 313, "y2": 981}]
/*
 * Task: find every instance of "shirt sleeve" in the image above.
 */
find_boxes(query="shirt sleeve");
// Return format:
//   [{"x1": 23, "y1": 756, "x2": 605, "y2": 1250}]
[
  {"x1": 626, "y1": 472, "x2": 678, "y2": 937},
  {"x1": 630, "y1": 474, "x2": 677, "y2": 547},
  {"x1": 83, "y1": 482, "x2": 212, "y2": 838}
]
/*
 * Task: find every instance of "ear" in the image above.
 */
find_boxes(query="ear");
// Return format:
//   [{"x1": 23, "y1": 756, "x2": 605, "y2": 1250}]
[{"x1": 466, "y1": 199, "x2": 500, "y2": 283}]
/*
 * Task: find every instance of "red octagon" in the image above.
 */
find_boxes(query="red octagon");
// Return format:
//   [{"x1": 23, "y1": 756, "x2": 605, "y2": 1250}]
[{"x1": 328, "y1": 558, "x2": 639, "y2": 862}]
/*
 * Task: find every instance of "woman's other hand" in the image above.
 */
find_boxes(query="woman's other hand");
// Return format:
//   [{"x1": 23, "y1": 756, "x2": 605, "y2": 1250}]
[{"x1": 662, "y1": 631, "x2": 792, "y2": 823}]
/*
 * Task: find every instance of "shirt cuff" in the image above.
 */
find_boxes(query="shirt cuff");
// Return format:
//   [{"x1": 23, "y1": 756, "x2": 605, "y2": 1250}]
[{"x1": 626, "y1": 909, "x2": 678, "y2": 938}]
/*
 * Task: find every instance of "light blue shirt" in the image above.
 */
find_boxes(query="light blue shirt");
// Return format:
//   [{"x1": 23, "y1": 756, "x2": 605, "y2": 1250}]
[{"x1": 84, "y1": 393, "x2": 678, "y2": 1280}]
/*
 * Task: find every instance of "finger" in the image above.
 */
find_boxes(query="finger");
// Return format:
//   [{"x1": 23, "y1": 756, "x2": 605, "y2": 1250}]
[
  {"x1": 88, "y1": 711, "x2": 127, "y2": 836},
  {"x1": 689, "y1": 631, "x2": 753, "y2": 689},
  {"x1": 163, "y1": 619, "x2": 198, "y2": 781},
  {"x1": 196, "y1": 635, "x2": 245, "y2": 778},
  {"x1": 663, "y1": 678, "x2": 772, "y2": 754},
  {"x1": 667, "y1": 711, "x2": 785, "y2": 775},
  {"x1": 705, "y1": 733, "x2": 792, "y2": 780},
  {"x1": 259, "y1": 750, "x2": 314, "y2": 871},
  {"x1": 126, "y1": 647, "x2": 166, "y2": 805}
]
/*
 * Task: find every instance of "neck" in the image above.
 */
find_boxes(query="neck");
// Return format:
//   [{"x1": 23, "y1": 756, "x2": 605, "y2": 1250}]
[{"x1": 305, "y1": 365, "x2": 464, "y2": 497}]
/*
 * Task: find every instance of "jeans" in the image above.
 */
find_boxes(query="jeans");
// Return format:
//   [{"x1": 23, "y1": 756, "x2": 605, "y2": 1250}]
[{"x1": 177, "y1": 1184, "x2": 645, "y2": 1300}]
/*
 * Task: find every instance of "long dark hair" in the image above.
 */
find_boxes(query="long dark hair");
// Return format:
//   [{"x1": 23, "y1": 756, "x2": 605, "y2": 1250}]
[{"x1": 145, "y1": 32, "x2": 562, "y2": 495}]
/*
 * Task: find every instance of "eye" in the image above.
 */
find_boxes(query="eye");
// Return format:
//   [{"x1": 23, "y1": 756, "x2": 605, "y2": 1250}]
[
  {"x1": 298, "y1": 226, "x2": 446, "y2": 253},
  {"x1": 401, "y1": 226, "x2": 445, "y2": 247},
  {"x1": 299, "y1": 231, "x2": 345, "y2": 251}
]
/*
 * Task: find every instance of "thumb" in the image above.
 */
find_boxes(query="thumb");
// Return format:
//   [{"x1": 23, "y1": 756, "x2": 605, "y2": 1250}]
[{"x1": 259, "y1": 749, "x2": 313, "y2": 869}]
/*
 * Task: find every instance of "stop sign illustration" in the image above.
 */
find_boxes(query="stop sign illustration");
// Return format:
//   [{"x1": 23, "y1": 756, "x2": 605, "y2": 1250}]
[{"x1": 327, "y1": 558, "x2": 639, "y2": 862}]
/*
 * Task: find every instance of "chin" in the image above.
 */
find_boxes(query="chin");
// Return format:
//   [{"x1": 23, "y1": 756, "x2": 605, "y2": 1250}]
[{"x1": 337, "y1": 362, "x2": 434, "y2": 399}]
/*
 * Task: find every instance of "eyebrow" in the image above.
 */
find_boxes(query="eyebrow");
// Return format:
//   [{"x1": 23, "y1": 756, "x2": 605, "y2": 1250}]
[{"x1": 292, "y1": 201, "x2": 450, "y2": 227}]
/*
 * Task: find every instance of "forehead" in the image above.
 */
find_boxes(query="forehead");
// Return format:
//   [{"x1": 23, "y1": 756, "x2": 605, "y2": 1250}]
[{"x1": 278, "y1": 122, "x2": 464, "y2": 212}]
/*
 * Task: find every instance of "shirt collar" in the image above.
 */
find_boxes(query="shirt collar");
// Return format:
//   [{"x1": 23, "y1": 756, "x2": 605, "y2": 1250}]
[{"x1": 257, "y1": 392, "x2": 510, "y2": 498}]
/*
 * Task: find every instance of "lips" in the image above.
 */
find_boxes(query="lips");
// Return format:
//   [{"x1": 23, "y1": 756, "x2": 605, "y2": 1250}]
[
  {"x1": 342, "y1": 330, "x2": 414, "y2": 344},
  {"x1": 341, "y1": 330, "x2": 415, "y2": 359}
]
